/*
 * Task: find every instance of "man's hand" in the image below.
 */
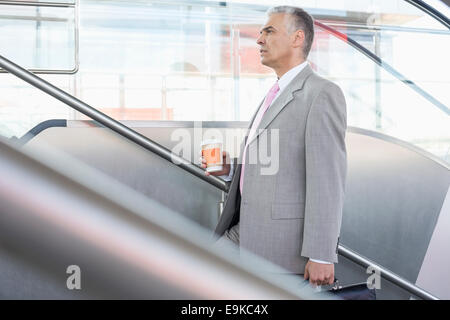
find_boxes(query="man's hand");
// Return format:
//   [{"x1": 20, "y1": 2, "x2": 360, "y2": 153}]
[
  {"x1": 200, "y1": 151, "x2": 231, "y2": 177},
  {"x1": 304, "y1": 260, "x2": 334, "y2": 287}
]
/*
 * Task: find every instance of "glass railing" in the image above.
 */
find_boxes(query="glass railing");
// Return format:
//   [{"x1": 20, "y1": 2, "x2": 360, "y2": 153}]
[{"x1": 310, "y1": 21, "x2": 450, "y2": 164}]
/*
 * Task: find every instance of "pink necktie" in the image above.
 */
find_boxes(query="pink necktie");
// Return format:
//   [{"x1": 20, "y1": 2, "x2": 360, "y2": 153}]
[{"x1": 240, "y1": 81, "x2": 280, "y2": 194}]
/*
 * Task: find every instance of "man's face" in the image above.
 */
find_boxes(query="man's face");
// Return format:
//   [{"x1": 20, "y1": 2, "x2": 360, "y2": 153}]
[{"x1": 256, "y1": 13, "x2": 296, "y2": 69}]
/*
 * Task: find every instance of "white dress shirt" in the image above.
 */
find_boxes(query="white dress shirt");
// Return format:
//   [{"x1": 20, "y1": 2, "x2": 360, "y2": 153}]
[{"x1": 272, "y1": 60, "x2": 308, "y2": 104}]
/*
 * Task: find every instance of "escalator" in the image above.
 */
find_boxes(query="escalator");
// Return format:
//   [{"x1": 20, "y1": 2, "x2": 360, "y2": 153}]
[
  {"x1": 0, "y1": 136, "x2": 314, "y2": 299},
  {"x1": 0, "y1": 0, "x2": 449, "y2": 299}
]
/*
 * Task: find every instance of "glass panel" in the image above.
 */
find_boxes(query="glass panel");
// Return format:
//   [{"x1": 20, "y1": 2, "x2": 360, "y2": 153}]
[
  {"x1": 0, "y1": 3, "x2": 76, "y2": 71},
  {"x1": 329, "y1": 22, "x2": 450, "y2": 113},
  {"x1": 78, "y1": 0, "x2": 236, "y2": 120},
  {"x1": 226, "y1": 0, "x2": 450, "y2": 163},
  {"x1": 309, "y1": 29, "x2": 449, "y2": 162},
  {"x1": 1, "y1": 0, "x2": 448, "y2": 163},
  {"x1": 0, "y1": 73, "x2": 74, "y2": 138}
]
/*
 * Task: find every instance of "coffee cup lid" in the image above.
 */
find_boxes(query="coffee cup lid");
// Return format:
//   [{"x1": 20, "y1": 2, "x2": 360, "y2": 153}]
[{"x1": 201, "y1": 139, "x2": 222, "y2": 146}]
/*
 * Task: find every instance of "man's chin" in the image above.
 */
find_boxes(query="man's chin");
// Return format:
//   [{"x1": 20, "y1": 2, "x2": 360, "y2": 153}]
[{"x1": 260, "y1": 58, "x2": 271, "y2": 67}]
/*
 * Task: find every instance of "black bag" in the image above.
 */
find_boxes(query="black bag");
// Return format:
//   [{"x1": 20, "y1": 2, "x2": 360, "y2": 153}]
[{"x1": 327, "y1": 279, "x2": 377, "y2": 300}]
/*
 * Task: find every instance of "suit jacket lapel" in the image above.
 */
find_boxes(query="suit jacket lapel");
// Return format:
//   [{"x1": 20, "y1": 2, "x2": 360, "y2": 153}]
[
  {"x1": 247, "y1": 65, "x2": 314, "y2": 146},
  {"x1": 248, "y1": 97, "x2": 264, "y2": 128},
  {"x1": 244, "y1": 96, "x2": 264, "y2": 144}
]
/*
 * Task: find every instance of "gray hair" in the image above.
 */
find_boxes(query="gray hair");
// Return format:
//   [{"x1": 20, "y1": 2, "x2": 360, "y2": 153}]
[{"x1": 267, "y1": 6, "x2": 315, "y2": 58}]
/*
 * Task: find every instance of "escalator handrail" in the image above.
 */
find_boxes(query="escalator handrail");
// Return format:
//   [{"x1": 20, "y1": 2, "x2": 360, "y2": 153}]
[
  {"x1": 405, "y1": 0, "x2": 450, "y2": 30},
  {"x1": 339, "y1": 245, "x2": 438, "y2": 300},
  {"x1": 0, "y1": 54, "x2": 229, "y2": 192},
  {"x1": 314, "y1": 20, "x2": 450, "y2": 116},
  {"x1": 17, "y1": 119, "x2": 67, "y2": 146}
]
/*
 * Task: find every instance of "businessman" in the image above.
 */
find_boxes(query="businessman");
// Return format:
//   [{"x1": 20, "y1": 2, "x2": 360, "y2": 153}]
[{"x1": 203, "y1": 6, "x2": 347, "y2": 286}]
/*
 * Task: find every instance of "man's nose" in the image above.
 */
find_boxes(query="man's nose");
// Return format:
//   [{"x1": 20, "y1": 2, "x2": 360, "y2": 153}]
[{"x1": 256, "y1": 34, "x2": 264, "y2": 45}]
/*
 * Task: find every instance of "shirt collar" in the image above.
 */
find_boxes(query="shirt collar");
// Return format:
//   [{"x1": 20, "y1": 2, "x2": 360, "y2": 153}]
[{"x1": 277, "y1": 61, "x2": 309, "y2": 93}]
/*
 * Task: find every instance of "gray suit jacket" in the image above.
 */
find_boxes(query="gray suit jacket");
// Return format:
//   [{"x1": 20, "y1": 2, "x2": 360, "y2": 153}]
[{"x1": 214, "y1": 65, "x2": 347, "y2": 274}]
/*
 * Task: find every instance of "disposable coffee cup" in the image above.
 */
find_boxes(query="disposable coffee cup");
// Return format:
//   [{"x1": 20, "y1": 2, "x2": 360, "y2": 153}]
[{"x1": 201, "y1": 139, "x2": 223, "y2": 173}]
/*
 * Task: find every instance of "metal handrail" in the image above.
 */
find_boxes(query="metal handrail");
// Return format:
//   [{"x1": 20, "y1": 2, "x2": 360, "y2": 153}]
[
  {"x1": 0, "y1": 1, "x2": 75, "y2": 8},
  {"x1": 339, "y1": 245, "x2": 439, "y2": 300},
  {"x1": 405, "y1": 0, "x2": 450, "y2": 30},
  {"x1": 0, "y1": 54, "x2": 229, "y2": 192},
  {"x1": 0, "y1": 0, "x2": 80, "y2": 74},
  {"x1": 324, "y1": 21, "x2": 450, "y2": 35}
]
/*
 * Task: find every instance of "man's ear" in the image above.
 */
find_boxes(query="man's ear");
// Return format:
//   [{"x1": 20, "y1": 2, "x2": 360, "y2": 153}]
[{"x1": 292, "y1": 29, "x2": 305, "y2": 49}]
